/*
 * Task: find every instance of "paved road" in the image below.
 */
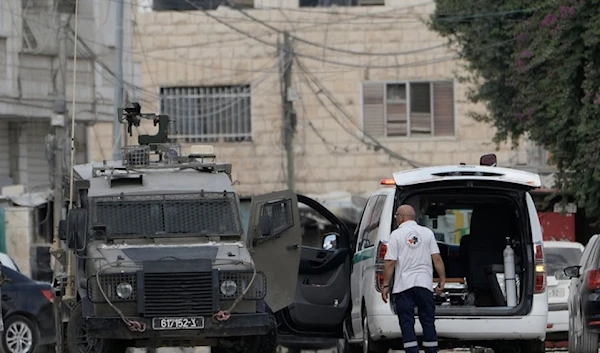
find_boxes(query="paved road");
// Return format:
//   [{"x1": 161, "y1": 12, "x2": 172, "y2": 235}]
[
  {"x1": 129, "y1": 348, "x2": 557, "y2": 353},
  {"x1": 127, "y1": 348, "x2": 576, "y2": 353},
  {"x1": 128, "y1": 348, "x2": 466, "y2": 353}
]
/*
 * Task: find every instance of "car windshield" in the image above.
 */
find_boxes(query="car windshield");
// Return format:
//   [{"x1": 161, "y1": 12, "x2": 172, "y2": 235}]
[
  {"x1": 545, "y1": 246, "x2": 583, "y2": 275},
  {"x1": 92, "y1": 192, "x2": 243, "y2": 237}
]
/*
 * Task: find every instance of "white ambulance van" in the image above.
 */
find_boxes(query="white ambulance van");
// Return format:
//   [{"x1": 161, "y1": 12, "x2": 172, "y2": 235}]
[{"x1": 338, "y1": 154, "x2": 548, "y2": 353}]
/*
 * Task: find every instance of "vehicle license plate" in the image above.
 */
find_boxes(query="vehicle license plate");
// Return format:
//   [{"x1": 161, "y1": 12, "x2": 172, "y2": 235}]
[
  {"x1": 549, "y1": 288, "x2": 565, "y2": 298},
  {"x1": 152, "y1": 317, "x2": 205, "y2": 330}
]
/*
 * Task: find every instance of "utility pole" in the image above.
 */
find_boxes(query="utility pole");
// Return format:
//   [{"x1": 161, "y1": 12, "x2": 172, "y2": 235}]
[
  {"x1": 281, "y1": 31, "x2": 296, "y2": 191},
  {"x1": 112, "y1": 0, "x2": 125, "y2": 161},
  {"x1": 49, "y1": 13, "x2": 69, "y2": 353}
]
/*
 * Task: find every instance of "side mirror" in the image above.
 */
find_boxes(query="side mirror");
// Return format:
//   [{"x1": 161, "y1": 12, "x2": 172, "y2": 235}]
[
  {"x1": 66, "y1": 209, "x2": 88, "y2": 251},
  {"x1": 480, "y1": 153, "x2": 497, "y2": 166},
  {"x1": 58, "y1": 220, "x2": 68, "y2": 241},
  {"x1": 554, "y1": 269, "x2": 568, "y2": 280},
  {"x1": 563, "y1": 265, "x2": 581, "y2": 279},
  {"x1": 323, "y1": 233, "x2": 338, "y2": 250},
  {"x1": 259, "y1": 215, "x2": 273, "y2": 237}
]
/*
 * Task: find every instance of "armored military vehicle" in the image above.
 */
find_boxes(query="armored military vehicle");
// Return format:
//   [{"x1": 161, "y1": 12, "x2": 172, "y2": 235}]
[{"x1": 53, "y1": 103, "x2": 309, "y2": 353}]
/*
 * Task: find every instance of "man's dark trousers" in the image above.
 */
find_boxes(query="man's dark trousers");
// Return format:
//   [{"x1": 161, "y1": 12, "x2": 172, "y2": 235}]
[{"x1": 394, "y1": 286, "x2": 438, "y2": 353}]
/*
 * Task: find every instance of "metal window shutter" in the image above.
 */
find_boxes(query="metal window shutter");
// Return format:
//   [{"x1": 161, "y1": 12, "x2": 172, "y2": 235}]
[
  {"x1": 362, "y1": 83, "x2": 385, "y2": 137},
  {"x1": 386, "y1": 103, "x2": 407, "y2": 137},
  {"x1": 410, "y1": 83, "x2": 433, "y2": 135},
  {"x1": 0, "y1": 121, "x2": 10, "y2": 186},
  {"x1": 433, "y1": 82, "x2": 455, "y2": 136},
  {"x1": 25, "y1": 122, "x2": 51, "y2": 188}
]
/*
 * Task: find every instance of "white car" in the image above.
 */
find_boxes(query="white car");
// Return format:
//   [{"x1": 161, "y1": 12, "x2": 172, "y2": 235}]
[
  {"x1": 338, "y1": 155, "x2": 548, "y2": 353},
  {"x1": 543, "y1": 240, "x2": 584, "y2": 340},
  {"x1": 0, "y1": 253, "x2": 20, "y2": 273}
]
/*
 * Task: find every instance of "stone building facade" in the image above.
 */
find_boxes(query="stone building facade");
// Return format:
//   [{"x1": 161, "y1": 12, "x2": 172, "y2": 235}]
[
  {"x1": 0, "y1": 0, "x2": 137, "y2": 190},
  {"x1": 90, "y1": 0, "x2": 532, "y2": 196}
]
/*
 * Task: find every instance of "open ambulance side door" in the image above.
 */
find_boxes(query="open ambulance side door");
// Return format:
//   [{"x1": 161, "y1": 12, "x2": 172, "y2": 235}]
[{"x1": 248, "y1": 190, "x2": 302, "y2": 313}]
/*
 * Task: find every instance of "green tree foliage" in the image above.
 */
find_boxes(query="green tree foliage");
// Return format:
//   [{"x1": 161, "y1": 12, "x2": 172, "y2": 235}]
[{"x1": 429, "y1": 0, "x2": 600, "y2": 215}]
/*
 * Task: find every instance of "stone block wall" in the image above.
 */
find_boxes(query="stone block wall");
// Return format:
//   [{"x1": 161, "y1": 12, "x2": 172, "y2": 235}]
[{"x1": 90, "y1": 2, "x2": 524, "y2": 196}]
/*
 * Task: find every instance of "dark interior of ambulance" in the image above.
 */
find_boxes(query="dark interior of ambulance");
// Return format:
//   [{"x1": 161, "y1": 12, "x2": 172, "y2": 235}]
[{"x1": 405, "y1": 192, "x2": 528, "y2": 308}]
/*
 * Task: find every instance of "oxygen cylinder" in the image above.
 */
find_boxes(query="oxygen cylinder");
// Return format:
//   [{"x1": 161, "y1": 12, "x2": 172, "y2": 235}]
[{"x1": 503, "y1": 237, "x2": 517, "y2": 307}]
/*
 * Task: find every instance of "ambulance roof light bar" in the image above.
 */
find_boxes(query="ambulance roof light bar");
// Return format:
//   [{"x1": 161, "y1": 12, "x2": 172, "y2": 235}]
[{"x1": 380, "y1": 178, "x2": 396, "y2": 186}]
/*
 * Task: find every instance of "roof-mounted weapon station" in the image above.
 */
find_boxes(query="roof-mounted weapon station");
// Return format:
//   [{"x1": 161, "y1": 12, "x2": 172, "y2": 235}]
[{"x1": 88, "y1": 102, "x2": 232, "y2": 178}]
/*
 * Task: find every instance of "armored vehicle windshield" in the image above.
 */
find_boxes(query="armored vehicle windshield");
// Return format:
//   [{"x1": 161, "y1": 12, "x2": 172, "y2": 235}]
[
  {"x1": 72, "y1": 143, "x2": 243, "y2": 240},
  {"x1": 91, "y1": 191, "x2": 242, "y2": 238}
]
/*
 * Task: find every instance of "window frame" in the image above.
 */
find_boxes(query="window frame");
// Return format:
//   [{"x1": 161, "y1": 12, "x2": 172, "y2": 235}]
[
  {"x1": 159, "y1": 85, "x2": 253, "y2": 143},
  {"x1": 360, "y1": 79, "x2": 457, "y2": 139},
  {"x1": 356, "y1": 195, "x2": 379, "y2": 252}
]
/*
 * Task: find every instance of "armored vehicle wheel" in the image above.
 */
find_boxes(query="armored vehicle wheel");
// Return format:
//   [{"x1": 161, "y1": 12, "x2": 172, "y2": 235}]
[
  {"x1": 66, "y1": 303, "x2": 125, "y2": 353},
  {"x1": 213, "y1": 312, "x2": 278, "y2": 353}
]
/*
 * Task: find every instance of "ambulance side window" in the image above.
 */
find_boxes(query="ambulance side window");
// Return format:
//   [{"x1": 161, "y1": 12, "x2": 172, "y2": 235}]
[
  {"x1": 357, "y1": 196, "x2": 384, "y2": 251},
  {"x1": 356, "y1": 196, "x2": 377, "y2": 252},
  {"x1": 364, "y1": 196, "x2": 386, "y2": 248}
]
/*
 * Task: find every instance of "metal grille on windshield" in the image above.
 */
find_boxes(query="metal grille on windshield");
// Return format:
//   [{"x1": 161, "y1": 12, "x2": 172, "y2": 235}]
[{"x1": 91, "y1": 192, "x2": 242, "y2": 237}]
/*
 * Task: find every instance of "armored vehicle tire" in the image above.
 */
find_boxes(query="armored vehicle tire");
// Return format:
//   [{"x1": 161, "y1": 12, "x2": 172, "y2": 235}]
[
  {"x1": 66, "y1": 303, "x2": 126, "y2": 353},
  {"x1": 213, "y1": 312, "x2": 277, "y2": 353}
]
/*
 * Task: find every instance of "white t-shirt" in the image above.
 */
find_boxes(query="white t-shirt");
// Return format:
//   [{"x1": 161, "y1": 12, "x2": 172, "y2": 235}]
[{"x1": 384, "y1": 220, "x2": 440, "y2": 294}]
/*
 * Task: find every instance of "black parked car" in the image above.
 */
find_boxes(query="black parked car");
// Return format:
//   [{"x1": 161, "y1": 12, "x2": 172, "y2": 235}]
[{"x1": 1, "y1": 265, "x2": 55, "y2": 353}]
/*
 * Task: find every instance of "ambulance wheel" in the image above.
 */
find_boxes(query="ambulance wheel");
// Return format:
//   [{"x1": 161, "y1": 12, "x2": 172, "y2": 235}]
[{"x1": 361, "y1": 316, "x2": 388, "y2": 353}]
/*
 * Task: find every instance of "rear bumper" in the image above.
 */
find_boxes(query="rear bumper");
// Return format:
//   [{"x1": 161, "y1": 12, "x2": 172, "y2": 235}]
[
  {"x1": 86, "y1": 313, "x2": 270, "y2": 340},
  {"x1": 368, "y1": 313, "x2": 547, "y2": 341},
  {"x1": 546, "y1": 307, "x2": 568, "y2": 332},
  {"x1": 546, "y1": 309, "x2": 568, "y2": 340}
]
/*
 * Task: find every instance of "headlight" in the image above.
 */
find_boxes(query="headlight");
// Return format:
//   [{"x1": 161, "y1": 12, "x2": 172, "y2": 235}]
[
  {"x1": 220, "y1": 280, "x2": 238, "y2": 297},
  {"x1": 87, "y1": 274, "x2": 137, "y2": 302},
  {"x1": 116, "y1": 282, "x2": 134, "y2": 299},
  {"x1": 219, "y1": 271, "x2": 267, "y2": 300}
]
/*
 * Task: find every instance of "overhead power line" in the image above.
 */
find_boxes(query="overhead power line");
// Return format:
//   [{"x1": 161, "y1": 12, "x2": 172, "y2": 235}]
[
  {"x1": 182, "y1": 0, "x2": 459, "y2": 69},
  {"x1": 295, "y1": 57, "x2": 424, "y2": 168},
  {"x1": 223, "y1": 0, "x2": 447, "y2": 57}
]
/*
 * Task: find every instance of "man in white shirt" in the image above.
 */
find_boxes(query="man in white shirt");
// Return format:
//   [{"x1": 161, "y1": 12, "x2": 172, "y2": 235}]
[{"x1": 381, "y1": 204, "x2": 446, "y2": 353}]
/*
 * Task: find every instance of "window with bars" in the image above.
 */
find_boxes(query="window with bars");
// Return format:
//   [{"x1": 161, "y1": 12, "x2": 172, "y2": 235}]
[
  {"x1": 160, "y1": 85, "x2": 252, "y2": 143},
  {"x1": 362, "y1": 81, "x2": 455, "y2": 138}
]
